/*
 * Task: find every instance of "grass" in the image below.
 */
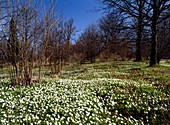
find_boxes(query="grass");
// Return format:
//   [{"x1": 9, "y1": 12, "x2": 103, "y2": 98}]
[
  {"x1": 0, "y1": 60, "x2": 169, "y2": 124},
  {"x1": 62, "y1": 61, "x2": 170, "y2": 83}
]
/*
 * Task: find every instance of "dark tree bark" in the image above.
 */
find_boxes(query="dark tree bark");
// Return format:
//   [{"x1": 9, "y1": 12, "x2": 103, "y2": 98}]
[
  {"x1": 157, "y1": 15, "x2": 170, "y2": 63},
  {"x1": 148, "y1": 0, "x2": 170, "y2": 66},
  {"x1": 99, "y1": 0, "x2": 170, "y2": 65},
  {"x1": 99, "y1": 0, "x2": 146, "y2": 62},
  {"x1": 135, "y1": 0, "x2": 145, "y2": 62},
  {"x1": 150, "y1": 19, "x2": 157, "y2": 66},
  {"x1": 135, "y1": 24, "x2": 142, "y2": 61},
  {"x1": 8, "y1": 17, "x2": 20, "y2": 85}
]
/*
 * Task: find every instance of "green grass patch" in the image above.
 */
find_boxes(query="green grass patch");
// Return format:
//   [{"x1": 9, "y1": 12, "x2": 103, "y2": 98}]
[{"x1": 0, "y1": 61, "x2": 169, "y2": 124}]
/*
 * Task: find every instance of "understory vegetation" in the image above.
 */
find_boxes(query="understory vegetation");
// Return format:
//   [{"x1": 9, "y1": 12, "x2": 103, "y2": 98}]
[{"x1": 0, "y1": 61, "x2": 170, "y2": 124}]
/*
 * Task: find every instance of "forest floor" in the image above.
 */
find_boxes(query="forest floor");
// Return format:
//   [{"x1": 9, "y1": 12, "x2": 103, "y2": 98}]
[{"x1": 0, "y1": 60, "x2": 170, "y2": 124}]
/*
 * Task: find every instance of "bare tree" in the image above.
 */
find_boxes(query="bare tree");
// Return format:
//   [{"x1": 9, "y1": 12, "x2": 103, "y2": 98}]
[
  {"x1": 44, "y1": 18, "x2": 76, "y2": 75},
  {"x1": 0, "y1": 0, "x2": 59, "y2": 85},
  {"x1": 99, "y1": 14, "x2": 122, "y2": 45},
  {"x1": 62, "y1": 18, "x2": 76, "y2": 62},
  {"x1": 35, "y1": 0, "x2": 59, "y2": 81},
  {"x1": 44, "y1": 21, "x2": 64, "y2": 75},
  {"x1": 99, "y1": 0, "x2": 170, "y2": 65},
  {"x1": 157, "y1": 14, "x2": 170, "y2": 63},
  {"x1": 7, "y1": 17, "x2": 20, "y2": 85},
  {"x1": 145, "y1": 0, "x2": 170, "y2": 66},
  {"x1": 99, "y1": 0, "x2": 148, "y2": 62},
  {"x1": 75, "y1": 24, "x2": 102, "y2": 63}
]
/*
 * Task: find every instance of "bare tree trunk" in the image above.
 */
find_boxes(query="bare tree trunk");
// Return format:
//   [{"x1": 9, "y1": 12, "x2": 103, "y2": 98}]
[
  {"x1": 150, "y1": 25, "x2": 157, "y2": 66},
  {"x1": 135, "y1": 1, "x2": 144, "y2": 62},
  {"x1": 38, "y1": 58, "x2": 42, "y2": 83},
  {"x1": 136, "y1": 24, "x2": 142, "y2": 62},
  {"x1": 150, "y1": 5, "x2": 158, "y2": 66},
  {"x1": 14, "y1": 64, "x2": 19, "y2": 85},
  {"x1": 58, "y1": 59, "x2": 62, "y2": 74}
]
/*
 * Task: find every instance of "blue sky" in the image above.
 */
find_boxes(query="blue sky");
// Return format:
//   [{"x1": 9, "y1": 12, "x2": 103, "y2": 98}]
[{"x1": 57, "y1": 0, "x2": 103, "y2": 37}]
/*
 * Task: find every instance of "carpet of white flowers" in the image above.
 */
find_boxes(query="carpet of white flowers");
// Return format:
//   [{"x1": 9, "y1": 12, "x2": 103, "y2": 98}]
[
  {"x1": 0, "y1": 61, "x2": 170, "y2": 124},
  {"x1": 0, "y1": 78, "x2": 169, "y2": 124}
]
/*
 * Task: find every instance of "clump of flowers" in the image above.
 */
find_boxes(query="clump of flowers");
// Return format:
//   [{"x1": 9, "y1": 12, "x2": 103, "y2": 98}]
[{"x1": 0, "y1": 77, "x2": 169, "y2": 124}]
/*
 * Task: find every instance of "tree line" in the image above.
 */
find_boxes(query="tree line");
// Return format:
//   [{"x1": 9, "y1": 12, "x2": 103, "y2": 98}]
[
  {"x1": 0, "y1": 0, "x2": 170, "y2": 85},
  {"x1": 99, "y1": 0, "x2": 170, "y2": 65}
]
